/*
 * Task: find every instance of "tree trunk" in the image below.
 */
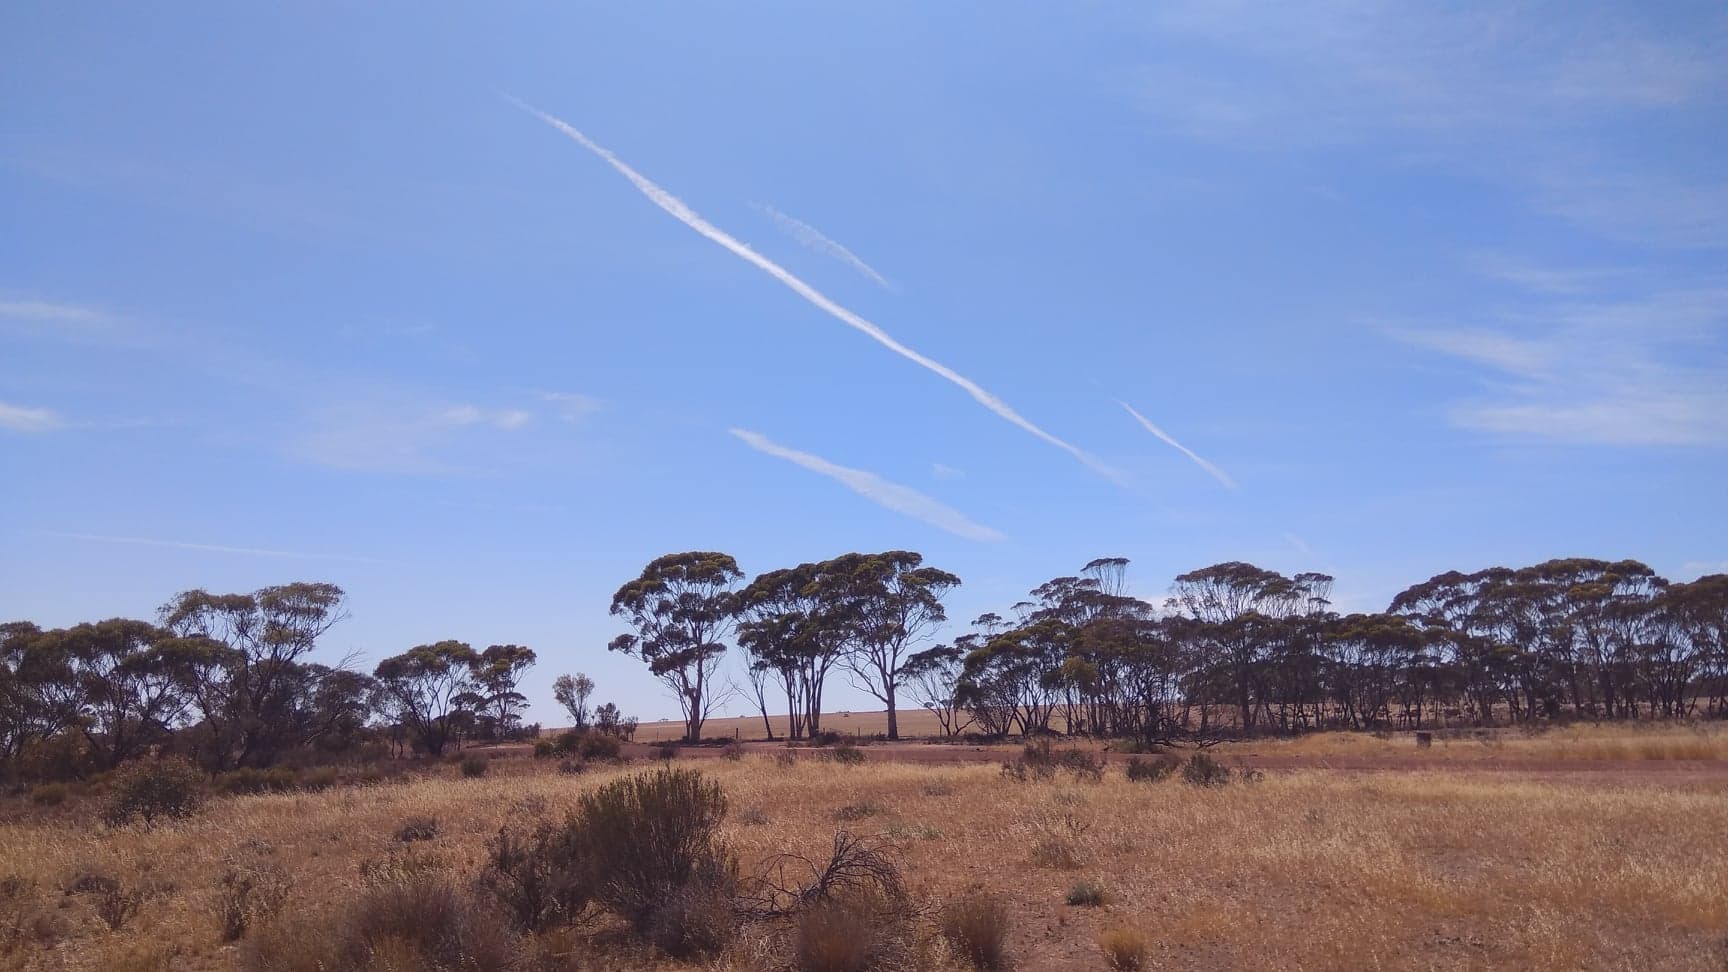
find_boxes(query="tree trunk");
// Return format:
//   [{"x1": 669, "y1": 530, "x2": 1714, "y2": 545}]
[{"x1": 885, "y1": 683, "x2": 899, "y2": 740}]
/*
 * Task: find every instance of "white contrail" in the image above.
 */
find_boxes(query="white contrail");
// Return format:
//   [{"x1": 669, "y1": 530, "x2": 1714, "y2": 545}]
[
  {"x1": 509, "y1": 98, "x2": 1121, "y2": 484},
  {"x1": 1118, "y1": 401, "x2": 1239, "y2": 491},
  {"x1": 753, "y1": 203, "x2": 895, "y2": 291},
  {"x1": 730, "y1": 429, "x2": 1005, "y2": 542}
]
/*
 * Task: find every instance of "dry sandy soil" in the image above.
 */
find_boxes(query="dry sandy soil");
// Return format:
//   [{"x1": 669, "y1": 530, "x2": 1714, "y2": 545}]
[{"x1": 3, "y1": 723, "x2": 1726, "y2": 971}]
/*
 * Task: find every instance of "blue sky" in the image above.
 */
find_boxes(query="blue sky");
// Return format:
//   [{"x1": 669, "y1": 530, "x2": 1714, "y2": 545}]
[{"x1": 4, "y1": 2, "x2": 1725, "y2": 724}]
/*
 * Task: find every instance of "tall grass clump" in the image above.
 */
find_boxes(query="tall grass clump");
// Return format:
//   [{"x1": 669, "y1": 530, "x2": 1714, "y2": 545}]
[{"x1": 940, "y1": 890, "x2": 1010, "y2": 969}]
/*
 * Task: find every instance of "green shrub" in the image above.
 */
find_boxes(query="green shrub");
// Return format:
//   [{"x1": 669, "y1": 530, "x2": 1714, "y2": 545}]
[
  {"x1": 459, "y1": 756, "x2": 488, "y2": 779},
  {"x1": 940, "y1": 890, "x2": 1010, "y2": 969},
  {"x1": 579, "y1": 733, "x2": 622, "y2": 762},
  {"x1": 1065, "y1": 880, "x2": 1107, "y2": 907},
  {"x1": 1181, "y1": 753, "x2": 1233, "y2": 787},
  {"x1": 826, "y1": 745, "x2": 866, "y2": 766},
  {"x1": 29, "y1": 783, "x2": 68, "y2": 807},
  {"x1": 1124, "y1": 755, "x2": 1179, "y2": 783},
  {"x1": 103, "y1": 757, "x2": 205, "y2": 826},
  {"x1": 572, "y1": 768, "x2": 734, "y2": 931}
]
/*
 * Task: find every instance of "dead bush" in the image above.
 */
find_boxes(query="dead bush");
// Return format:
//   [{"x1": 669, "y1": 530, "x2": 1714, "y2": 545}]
[
  {"x1": 1065, "y1": 880, "x2": 1107, "y2": 907},
  {"x1": 794, "y1": 892, "x2": 913, "y2": 972},
  {"x1": 644, "y1": 872, "x2": 738, "y2": 959},
  {"x1": 1030, "y1": 837, "x2": 1081, "y2": 869},
  {"x1": 1098, "y1": 927, "x2": 1149, "y2": 970},
  {"x1": 940, "y1": 890, "x2": 1011, "y2": 970},
  {"x1": 216, "y1": 864, "x2": 290, "y2": 942},
  {"x1": 749, "y1": 832, "x2": 906, "y2": 918},
  {"x1": 95, "y1": 880, "x2": 146, "y2": 931}
]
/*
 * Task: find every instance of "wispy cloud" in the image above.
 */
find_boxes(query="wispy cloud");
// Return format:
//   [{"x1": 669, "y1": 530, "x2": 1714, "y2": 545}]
[
  {"x1": 510, "y1": 98, "x2": 1121, "y2": 484},
  {"x1": 932, "y1": 462, "x2": 965, "y2": 481},
  {"x1": 1395, "y1": 275, "x2": 1728, "y2": 446},
  {"x1": 1283, "y1": 532, "x2": 1313, "y2": 556},
  {"x1": 1130, "y1": 2, "x2": 1728, "y2": 248},
  {"x1": 0, "y1": 300, "x2": 107, "y2": 324},
  {"x1": 535, "y1": 391, "x2": 603, "y2": 423},
  {"x1": 0, "y1": 401, "x2": 62, "y2": 433},
  {"x1": 43, "y1": 531, "x2": 386, "y2": 564},
  {"x1": 729, "y1": 428, "x2": 1004, "y2": 542},
  {"x1": 1118, "y1": 401, "x2": 1239, "y2": 491},
  {"x1": 293, "y1": 397, "x2": 547, "y2": 474},
  {"x1": 753, "y1": 203, "x2": 895, "y2": 290}
]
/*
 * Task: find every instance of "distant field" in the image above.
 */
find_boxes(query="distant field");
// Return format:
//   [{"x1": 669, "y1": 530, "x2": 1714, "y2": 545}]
[
  {"x1": 629, "y1": 707, "x2": 947, "y2": 742},
  {"x1": 5, "y1": 744, "x2": 1724, "y2": 970}
]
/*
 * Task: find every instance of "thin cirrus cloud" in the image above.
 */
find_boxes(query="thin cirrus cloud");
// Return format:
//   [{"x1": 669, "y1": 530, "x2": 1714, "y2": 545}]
[
  {"x1": 43, "y1": 531, "x2": 387, "y2": 564},
  {"x1": 729, "y1": 428, "x2": 1005, "y2": 543},
  {"x1": 509, "y1": 97, "x2": 1122, "y2": 485},
  {"x1": 0, "y1": 401, "x2": 62, "y2": 433},
  {"x1": 1118, "y1": 401, "x2": 1239, "y2": 491},
  {"x1": 752, "y1": 203, "x2": 895, "y2": 291}
]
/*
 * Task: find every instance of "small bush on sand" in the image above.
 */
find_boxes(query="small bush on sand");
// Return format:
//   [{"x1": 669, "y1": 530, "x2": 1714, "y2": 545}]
[
  {"x1": 459, "y1": 755, "x2": 489, "y2": 778},
  {"x1": 826, "y1": 744, "x2": 866, "y2": 766},
  {"x1": 940, "y1": 890, "x2": 1010, "y2": 970},
  {"x1": 103, "y1": 757, "x2": 205, "y2": 827},
  {"x1": 395, "y1": 815, "x2": 440, "y2": 843},
  {"x1": 1098, "y1": 927, "x2": 1149, "y2": 971},
  {"x1": 1125, "y1": 755, "x2": 1179, "y2": 783},
  {"x1": 1065, "y1": 880, "x2": 1108, "y2": 907},
  {"x1": 1181, "y1": 753, "x2": 1233, "y2": 787}
]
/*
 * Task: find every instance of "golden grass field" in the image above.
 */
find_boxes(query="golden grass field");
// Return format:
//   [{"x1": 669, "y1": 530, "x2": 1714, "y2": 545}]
[{"x1": 3, "y1": 727, "x2": 1727, "y2": 971}]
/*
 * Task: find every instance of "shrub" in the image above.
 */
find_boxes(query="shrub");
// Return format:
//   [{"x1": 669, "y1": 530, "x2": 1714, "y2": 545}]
[
  {"x1": 572, "y1": 768, "x2": 734, "y2": 931},
  {"x1": 1125, "y1": 755, "x2": 1179, "y2": 783},
  {"x1": 1181, "y1": 753, "x2": 1233, "y2": 787},
  {"x1": 720, "y1": 740, "x2": 745, "y2": 761},
  {"x1": 833, "y1": 800, "x2": 882, "y2": 822},
  {"x1": 94, "y1": 880, "x2": 145, "y2": 931},
  {"x1": 794, "y1": 893, "x2": 911, "y2": 972},
  {"x1": 552, "y1": 730, "x2": 584, "y2": 756},
  {"x1": 940, "y1": 890, "x2": 1010, "y2": 969},
  {"x1": 242, "y1": 873, "x2": 518, "y2": 972},
  {"x1": 810, "y1": 730, "x2": 843, "y2": 747},
  {"x1": 459, "y1": 756, "x2": 489, "y2": 778},
  {"x1": 217, "y1": 864, "x2": 289, "y2": 942},
  {"x1": 556, "y1": 759, "x2": 587, "y2": 776},
  {"x1": 533, "y1": 739, "x2": 555, "y2": 759},
  {"x1": 215, "y1": 768, "x2": 298, "y2": 796},
  {"x1": 479, "y1": 821, "x2": 592, "y2": 932},
  {"x1": 1018, "y1": 739, "x2": 1102, "y2": 782},
  {"x1": 1065, "y1": 880, "x2": 1108, "y2": 907},
  {"x1": 1098, "y1": 927, "x2": 1149, "y2": 971},
  {"x1": 643, "y1": 873, "x2": 736, "y2": 958},
  {"x1": 652, "y1": 741, "x2": 679, "y2": 761},
  {"x1": 579, "y1": 733, "x2": 622, "y2": 762},
  {"x1": 395, "y1": 815, "x2": 440, "y2": 843},
  {"x1": 103, "y1": 757, "x2": 205, "y2": 826},
  {"x1": 29, "y1": 783, "x2": 68, "y2": 807},
  {"x1": 826, "y1": 744, "x2": 866, "y2": 766},
  {"x1": 1030, "y1": 837, "x2": 1081, "y2": 870}
]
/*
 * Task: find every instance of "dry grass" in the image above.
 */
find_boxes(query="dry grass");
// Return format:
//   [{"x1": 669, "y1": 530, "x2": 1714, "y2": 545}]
[
  {"x1": 1, "y1": 752, "x2": 1725, "y2": 970},
  {"x1": 1222, "y1": 720, "x2": 1728, "y2": 762}
]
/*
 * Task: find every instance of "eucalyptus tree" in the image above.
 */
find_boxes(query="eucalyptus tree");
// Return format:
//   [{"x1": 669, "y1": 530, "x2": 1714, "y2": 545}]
[
  {"x1": 157, "y1": 582, "x2": 350, "y2": 767},
  {"x1": 55, "y1": 619, "x2": 191, "y2": 769},
  {"x1": 468, "y1": 644, "x2": 537, "y2": 738},
  {"x1": 737, "y1": 561, "x2": 846, "y2": 739},
  {"x1": 373, "y1": 640, "x2": 481, "y2": 755},
  {"x1": 610, "y1": 552, "x2": 743, "y2": 743},
  {"x1": 901, "y1": 641, "x2": 972, "y2": 737},
  {"x1": 834, "y1": 551, "x2": 960, "y2": 740},
  {"x1": 552, "y1": 672, "x2": 595, "y2": 728}
]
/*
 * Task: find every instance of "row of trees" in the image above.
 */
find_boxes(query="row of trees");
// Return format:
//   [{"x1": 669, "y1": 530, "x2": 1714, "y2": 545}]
[
  {"x1": 607, "y1": 552, "x2": 1728, "y2": 742},
  {"x1": 1, "y1": 582, "x2": 625, "y2": 780}
]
